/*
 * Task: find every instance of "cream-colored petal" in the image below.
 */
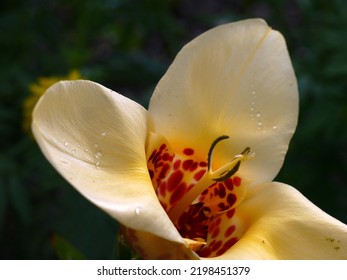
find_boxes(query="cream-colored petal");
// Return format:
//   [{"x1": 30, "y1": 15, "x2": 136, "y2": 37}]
[
  {"x1": 213, "y1": 182, "x2": 347, "y2": 260},
  {"x1": 122, "y1": 226, "x2": 199, "y2": 260},
  {"x1": 32, "y1": 80, "x2": 183, "y2": 243},
  {"x1": 149, "y1": 19, "x2": 298, "y2": 185}
]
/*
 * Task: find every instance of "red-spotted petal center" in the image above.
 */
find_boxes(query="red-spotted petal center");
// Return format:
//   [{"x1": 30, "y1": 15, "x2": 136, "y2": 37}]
[{"x1": 146, "y1": 133, "x2": 251, "y2": 258}]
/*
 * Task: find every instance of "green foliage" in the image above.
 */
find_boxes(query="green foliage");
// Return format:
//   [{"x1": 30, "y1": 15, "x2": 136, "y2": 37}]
[
  {"x1": 51, "y1": 233, "x2": 87, "y2": 260},
  {"x1": 1, "y1": 0, "x2": 347, "y2": 259}
]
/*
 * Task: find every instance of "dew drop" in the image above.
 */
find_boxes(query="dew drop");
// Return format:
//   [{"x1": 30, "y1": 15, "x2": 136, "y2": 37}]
[
  {"x1": 95, "y1": 151, "x2": 103, "y2": 159},
  {"x1": 256, "y1": 112, "x2": 261, "y2": 118},
  {"x1": 93, "y1": 143, "x2": 99, "y2": 148},
  {"x1": 257, "y1": 121, "x2": 263, "y2": 127},
  {"x1": 272, "y1": 126, "x2": 277, "y2": 130},
  {"x1": 64, "y1": 142, "x2": 68, "y2": 147},
  {"x1": 135, "y1": 207, "x2": 141, "y2": 215},
  {"x1": 95, "y1": 161, "x2": 100, "y2": 169},
  {"x1": 85, "y1": 148, "x2": 89, "y2": 152},
  {"x1": 251, "y1": 90, "x2": 256, "y2": 95},
  {"x1": 101, "y1": 132, "x2": 107, "y2": 137},
  {"x1": 72, "y1": 149, "x2": 76, "y2": 154},
  {"x1": 250, "y1": 107, "x2": 255, "y2": 112}
]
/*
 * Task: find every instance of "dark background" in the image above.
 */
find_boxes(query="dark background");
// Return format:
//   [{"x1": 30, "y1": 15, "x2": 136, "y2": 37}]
[{"x1": 1, "y1": 0, "x2": 347, "y2": 259}]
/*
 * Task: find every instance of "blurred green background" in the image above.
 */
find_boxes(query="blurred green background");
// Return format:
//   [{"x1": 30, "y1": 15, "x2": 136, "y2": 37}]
[{"x1": 1, "y1": 0, "x2": 347, "y2": 259}]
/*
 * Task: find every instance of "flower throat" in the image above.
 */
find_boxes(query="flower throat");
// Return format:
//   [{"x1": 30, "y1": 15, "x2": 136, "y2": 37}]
[{"x1": 147, "y1": 134, "x2": 253, "y2": 257}]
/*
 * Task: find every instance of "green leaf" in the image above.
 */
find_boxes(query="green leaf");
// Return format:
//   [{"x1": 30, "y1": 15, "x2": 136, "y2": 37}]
[
  {"x1": 51, "y1": 233, "x2": 87, "y2": 260},
  {"x1": 0, "y1": 178, "x2": 8, "y2": 227},
  {"x1": 8, "y1": 176, "x2": 32, "y2": 225},
  {"x1": 114, "y1": 230, "x2": 140, "y2": 260}
]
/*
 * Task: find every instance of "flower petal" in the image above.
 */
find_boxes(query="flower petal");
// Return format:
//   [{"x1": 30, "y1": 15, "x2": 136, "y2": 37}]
[
  {"x1": 149, "y1": 19, "x2": 298, "y2": 184},
  {"x1": 122, "y1": 226, "x2": 199, "y2": 260},
  {"x1": 32, "y1": 80, "x2": 183, "y2": 243},
  {"x1": 213, "y1": 182, "x2": 347, "y2": 259}
]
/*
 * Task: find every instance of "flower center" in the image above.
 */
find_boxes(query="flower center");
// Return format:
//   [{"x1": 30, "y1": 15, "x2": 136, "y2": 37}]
[
  {"x1": 167, "y1": 135, "x2": 251, "y2": 223},
  {"x1": 146, "y1": 133, "x2": 253, "y2": 257}
]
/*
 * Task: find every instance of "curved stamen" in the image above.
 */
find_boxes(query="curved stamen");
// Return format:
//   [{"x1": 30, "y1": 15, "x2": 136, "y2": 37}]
[
  {"x1": 207, "y1": 135, "x2": 230, "y2": 170},
  {"x1": 167, "y1": 136, "x2": 252, "y2": 223},
  {"x1": 212, "y1": 146, "x2": 251, "y2": 182}
]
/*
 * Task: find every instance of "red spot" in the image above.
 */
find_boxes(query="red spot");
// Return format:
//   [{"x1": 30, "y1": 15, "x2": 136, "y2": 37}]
[
  {"x1": 199, "y1": 161, "x2": 208, "y2": 167},
  {"x1": 159, "y1": 163, "x2": 170, "y2": 179},
  {"x1": 189, "y1": 161, "x2": 198, "y2": 172},
  {"x1": 183, "y1": 160, "x2": 194, "y2": 171},
  {"x1": 226, "y1": 208, "x2": 235, "y2": 219},
  {"x1": 216, "y1": 237, "x2": 238, "y2": 256},
  {"x1": 233, "y1": 176, "x2": 241, "y2": 187},
  {"x1": 227, "y1": 193, "x2": 237, "y2": 207},
  {"x1": 173, "y1": 159, "x2": 181, "y2": 170},
  {"x1": 208, "y1": 240, "x2": 216, "y2": 248},
  {"x1": 218, "y1": 184, "x2": 226, "y2": 198},
  {"x1": 152, "y1": 152, "x2": 160, "y2": 165},
  {"x1": 167, "y1": 170, "x2": 183, "y2": 191},
  {"x1": 208, "y1": 217, "x2": 221, "y2": 233},
  {"x1": 211, "y1": 240, "x2": 222, "y2": 252},
  {"x1": 162, "y1": 153, "x2": 170, "y2": 161},
  {"x1": 225, "y1": 178, "x2": 234, "y2": 190},
  {"x1": 160, "y1": 144, "x2": 166, "y2": 151},
  {"x1": 218, "y1": 202, "x2": 229, "y2": 211},
  {"x1": 158, "y1": 182, "x2": 166, "y2": 197},
  {"x1": 183, "y1": 148, "x2": 194, "y2": 156},
  {"x1": 198, "y1": 248, "x2": 211, "y2": 257},
  {"x1": 148, "y1": 149, "x2": 157, "y2": 162},
  {"x1": 149, "y1": 169, "x2": 154, "y2": 180},
  {"x1": 201, "y1": 188, "x2": 209, "y2": 196},
  {"x1": 170, "y1": 182, "x2": 187, "y2": 205},
  {"x1": 194, "y1": 170, "x2": 206, "y2": 181},
  {"x1": 214, "y1": 187, "x2": 219, "y2": 196},
  {"x1": 208, "y1": 221, "x2": 217, "y2": 233},
  {"x1": 224, "y1": 225, "x2": 236, "y2": 237},
  {"x1": 211, "y1": 227, "x2": 220, "y2": 239}
]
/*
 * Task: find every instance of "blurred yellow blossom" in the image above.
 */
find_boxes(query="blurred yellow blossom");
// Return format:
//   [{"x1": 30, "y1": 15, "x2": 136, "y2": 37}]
[{"x1": 22, "y1": 70, "x2": 82, "y2": 134}]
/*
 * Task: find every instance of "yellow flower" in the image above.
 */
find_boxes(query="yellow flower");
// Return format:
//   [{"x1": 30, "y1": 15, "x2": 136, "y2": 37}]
[
  {"x1": 22, "y1": 70, "x2": 81, "y2": 134},
  {"x1": 32, "y1": 19, "x2": 347, "y2": 259}
]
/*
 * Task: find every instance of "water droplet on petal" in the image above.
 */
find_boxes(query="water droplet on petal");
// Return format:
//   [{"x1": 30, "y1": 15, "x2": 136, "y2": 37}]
[
  {"x1": 64, "y1": 142, "x2": 68, "y2": 147},
  {"x1": 135, "y1": 207, "x2": 141, "y2": 215},
  {"x1": 95, "y1": 161, "x2": 100, "y2": 169},
  {"x1": 101, "y1": 132, "x2": 107, "y2": 137},
  {"x1": 256, "y1": 112, "x2": 261, "y2": 118},
  {"x1": 272, "y1": 126, "x2": 277, "y2": 130},
  {"x1": 94, "y1": 143, "x2": 99, "y2": 148},
  {"x1": 72, "y1": 149, "x2": 76, "y2": 154},
  {"x1": 95, "y1": 151, "x2": 103, "y2": 159}
]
